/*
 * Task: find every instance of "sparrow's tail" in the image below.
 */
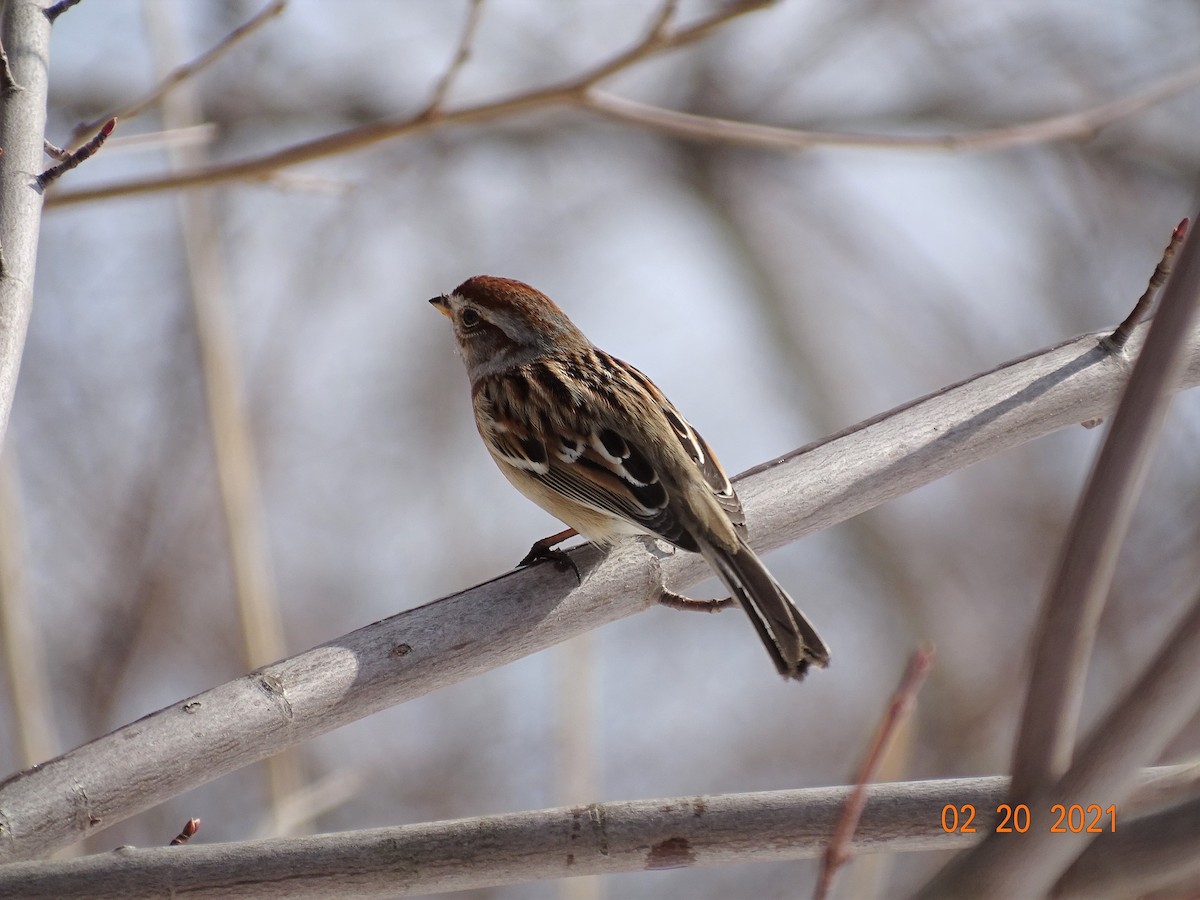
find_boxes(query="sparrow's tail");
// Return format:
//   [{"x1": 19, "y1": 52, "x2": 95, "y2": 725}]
[{"x1": 698, "y1": 536, "x2": 830, "y2": 680}]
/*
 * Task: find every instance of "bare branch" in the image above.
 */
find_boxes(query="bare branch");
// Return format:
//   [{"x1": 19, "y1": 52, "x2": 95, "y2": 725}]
[
  {"x1": 816, "y1": 645, "x2": 934, "y2": 900},
  {"x1": 104, "y1": 122, "x2": 218, "y2": 154},
  {"x1": 646, "y1": 0, "x2": 681, "y2": 40},
  {"x1": 419, "y1": 0, "x2": 485, "y2": 117},
  {"x1": 658, "y1": 590, "x2": 735, "y2": 612},
  {"x1": 35, "y1": 117, "x2": 114, "y2": 188},
  {"x1": 2, "y1": 308, "x2": 1199, "y2": 862},
  {"x1": 584, "y1": 62, "x2": 1200, "y2": 153},
  {"x1": 45, "y1": 0, "x2": 775, "y2": 206},
  {"x1": 564, "y1": 0, "x2": 773, "y2": 91},
  {"x1": 39, "y1": 7, "x2": 1200, "y2": 206},
  {"x1": 67, "y1": 0, "x2": 287, "y2": 147},
  {"x1": 0, "y1": 767, "x2": 1191, "y2": 898},
  {"x1": 1007, "y1": 216, "x2": 1200, "y2": 802},
  {"x1": 1106, "y1": 218, "x2": 1189, "y2": 350}
]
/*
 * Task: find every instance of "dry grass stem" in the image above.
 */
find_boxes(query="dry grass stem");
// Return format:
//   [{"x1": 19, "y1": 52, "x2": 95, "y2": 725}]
[{"x1": 815, "y1": 645, "x2": 934, "y2": 900}]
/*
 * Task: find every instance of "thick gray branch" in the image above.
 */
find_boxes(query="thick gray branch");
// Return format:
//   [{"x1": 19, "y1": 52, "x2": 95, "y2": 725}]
[
  {"x1": 0, "y1": 1, "x2": 51, "y2": 446},
  {"x1": 0, "y1": 318, "x2": 1198, "y2": 863},
  {"x1": 0, "y1": 767, "x2": 1192, "y2": 899}
]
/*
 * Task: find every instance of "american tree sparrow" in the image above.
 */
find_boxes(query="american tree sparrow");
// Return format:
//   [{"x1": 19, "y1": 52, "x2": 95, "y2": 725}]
[{"x1": 431, "y1": 276, "x2": 830, "y2": 679}]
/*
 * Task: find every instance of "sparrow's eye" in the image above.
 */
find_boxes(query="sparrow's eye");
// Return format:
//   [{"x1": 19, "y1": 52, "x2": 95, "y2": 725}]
[{"x1": 460, "y1": 307, "x2": 481, "y2": 329}]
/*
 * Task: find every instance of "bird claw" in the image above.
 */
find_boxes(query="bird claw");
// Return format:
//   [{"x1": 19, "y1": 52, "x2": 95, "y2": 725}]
[{"x1": 518, "y1": 544, "x2": 581, "y2": 584}]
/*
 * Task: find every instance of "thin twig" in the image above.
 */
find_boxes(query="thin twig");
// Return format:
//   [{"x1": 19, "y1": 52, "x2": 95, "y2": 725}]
[
  {"x1": 560, "y1": 0, "x2": 773, "y2": 92},
  {"x1": 43, "y1": 0, "x2": 84, "y2": 24},
  {"x1": 42, "y1": 137, "x2": 67, "y2": 160},
  {"x1": 645, "y1": 0, "x2": 681, "y2": 40},
  {"x1": 420, "y1": 0, "x2": 485, "y2": 117},
  {"x1": 36, "y1": 118, "x2": 115, "y2": 188},
  {"x1": 68, "y1": 0, "x2": 287, "y2": 147},
  {"x1": 1008, "y1": 213, "x2": 1200, "y2": 802},
  {"x1": 583, "y1": 60, "x2": 1200, "y2": 153},
  {"x1": 658, "y1": 590, "x2": 735, "y2": 612},
  {"x1": 0, "y1": 35, "x2": 17, "y2": 93},
  {"x1": 815, "y1": 644, "x2": 935, "y2": 900},
  {"x1": 1106, "y1": 218, "x2": 1190, "y2": 350},
  {"x1": 104, "y1": 122, "x2": 218, "y2": 154},
  {"x1": 46, "y1": 0, "x2": 774, "y2": 206},
  {"x1": 168, "y1": 819, "x2": 200, "y2": 846}
]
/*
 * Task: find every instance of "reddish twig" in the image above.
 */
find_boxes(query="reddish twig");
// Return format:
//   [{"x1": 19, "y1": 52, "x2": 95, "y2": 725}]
[
  {"x1": 169, "y1": 818, "x2": 201, "y2": 846},
  {"x1": 658, "y1": 590, "x2": 736, "y2": 613},
  {"x1": 1106, "y1": 218, "x2": 1190, "y2": 351},
  {"x1": 36, "y1": 118, "x2": 115, "y2": 188},
  {"x1": 815, "y1": 644, "x2": 935, "y2": 900}
]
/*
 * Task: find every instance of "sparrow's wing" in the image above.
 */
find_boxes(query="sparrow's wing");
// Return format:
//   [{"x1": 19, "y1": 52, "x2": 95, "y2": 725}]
[
  {"x1": 476, "y1": 352, "x2": 751, "y2": 550},
  {"x1": 611, "y1": 357, "x2": 747, "y2": 535},
  {"x1": 485, "y1": 413, "x2": 698, "y2": 550}
]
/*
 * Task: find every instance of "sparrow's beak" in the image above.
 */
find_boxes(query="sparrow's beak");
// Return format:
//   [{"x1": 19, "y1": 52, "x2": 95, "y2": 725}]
[{"x1": 429, "y1": 295, "x2": 452, "y2": 318}]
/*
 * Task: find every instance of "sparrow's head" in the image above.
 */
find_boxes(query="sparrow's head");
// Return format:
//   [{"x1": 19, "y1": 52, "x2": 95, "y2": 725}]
[{"x1": 430, "y1": 276, "x2": 589, "y2": 379}]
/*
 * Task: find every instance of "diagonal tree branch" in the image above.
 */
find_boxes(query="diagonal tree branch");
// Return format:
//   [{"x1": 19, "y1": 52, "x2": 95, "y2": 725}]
[
  {"x1": 582, "y1": 61, "x2": 1200, "y2": 154},
  {"x1": 2, "y1": 308, "x2": 1199, "y2": 862}
]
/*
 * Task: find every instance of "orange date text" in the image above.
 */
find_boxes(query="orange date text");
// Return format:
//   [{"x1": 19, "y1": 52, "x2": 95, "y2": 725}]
[{"x1": 940, "y1": 803, "x2": 1115, "y2": 834}]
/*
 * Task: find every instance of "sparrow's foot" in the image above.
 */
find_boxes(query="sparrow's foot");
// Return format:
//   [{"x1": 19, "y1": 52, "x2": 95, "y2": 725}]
[
  {"x1": 659, "y1": 590, "x2": 735, "y2": 613},
  {"x1": 519, "y1": 527, "x2": 581, "y2": 583}
]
